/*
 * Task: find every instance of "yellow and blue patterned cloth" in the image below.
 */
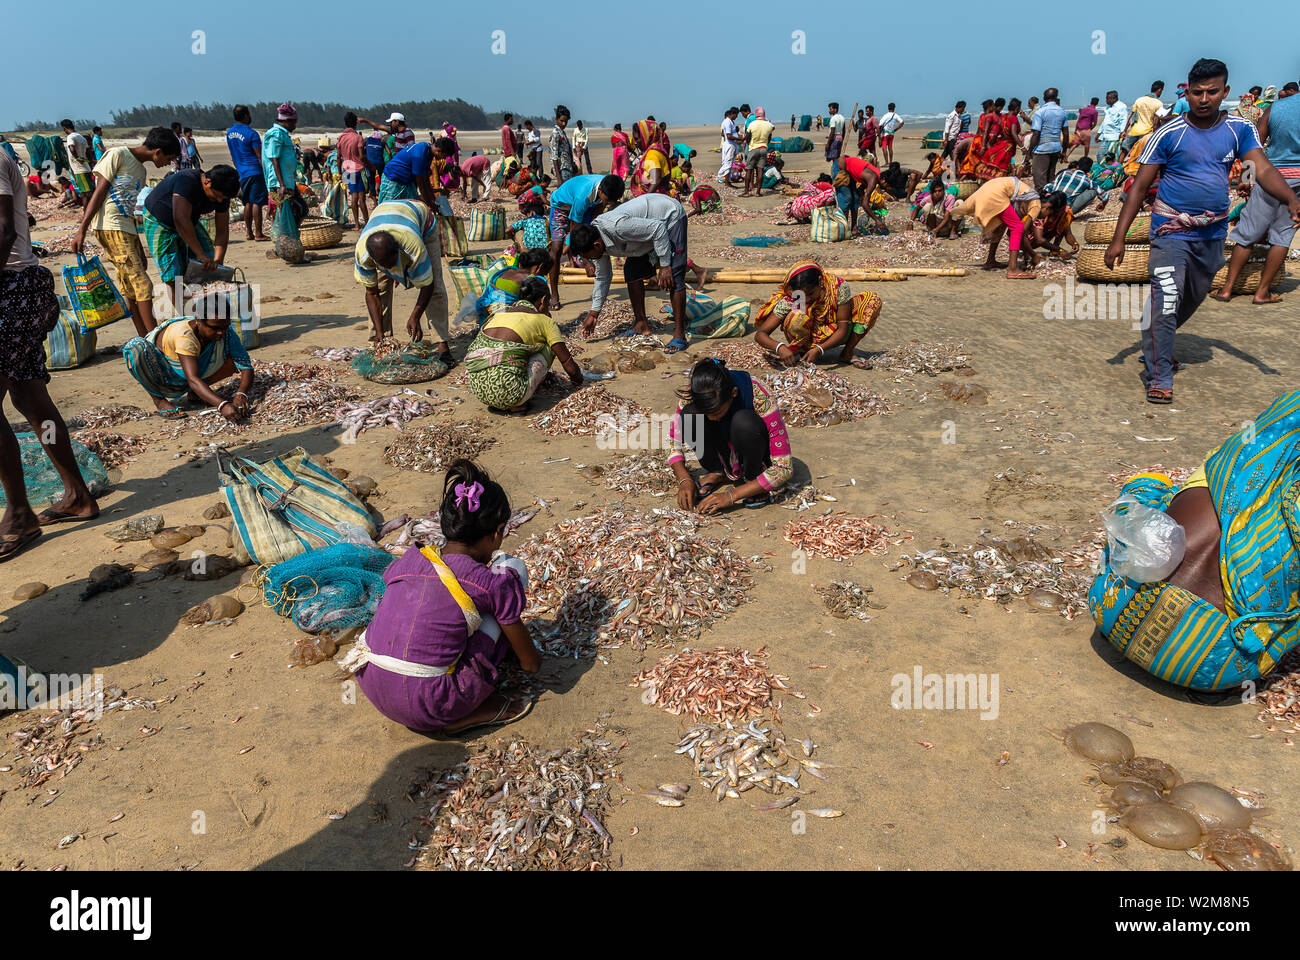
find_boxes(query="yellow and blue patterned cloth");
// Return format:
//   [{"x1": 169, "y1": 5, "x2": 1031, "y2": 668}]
[{"x1": 1090, "y1": 392, "x2": 1300, "y2": 691}]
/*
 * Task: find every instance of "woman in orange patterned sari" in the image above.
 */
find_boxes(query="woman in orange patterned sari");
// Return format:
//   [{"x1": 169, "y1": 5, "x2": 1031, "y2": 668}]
[{"x1": 752, "y1": 260, "x2": 883, "y2": 368}]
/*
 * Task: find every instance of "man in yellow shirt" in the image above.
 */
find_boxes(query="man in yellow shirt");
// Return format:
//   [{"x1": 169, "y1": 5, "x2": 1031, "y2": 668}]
[
  {"x1": 1122, "y1": 81, "x2": 1166, "y2": 151},
  {"x1": 742, "y1": 107, "x2": 776, "y2": 197}
]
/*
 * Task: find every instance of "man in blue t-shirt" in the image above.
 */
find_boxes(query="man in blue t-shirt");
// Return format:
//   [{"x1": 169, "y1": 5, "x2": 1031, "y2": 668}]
[
  {"x1": 378, "y1": 140, "x2": 441, "y2": 206},
  {"x1": 226, "y1": 104, "x2": 268, "y2": 241},
  {"x1": 1028, "y1": 88, "x2": 1068, "y2": 191},
  {"x1": 1106, "y1": 58, "x2": 1300, "y2": 404},
  {"x1": 543, "y1": 173, "x2": 624, "y2": 305}
]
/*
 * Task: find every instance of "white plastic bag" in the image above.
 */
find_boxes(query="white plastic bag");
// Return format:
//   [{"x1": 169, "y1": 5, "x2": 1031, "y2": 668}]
[
  {"x1": 333, "y1": 522, "x2": 377, "y2": 548},
  {"x1": 1101, "y1": 494, "x2": 1186, "y2": 583}
]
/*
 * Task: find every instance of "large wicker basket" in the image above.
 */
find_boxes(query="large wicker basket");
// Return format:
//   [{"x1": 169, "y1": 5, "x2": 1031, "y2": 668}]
[
  {"x1": 952, "y1": 180, "x2": 980, "y2": 200},
  {"x1": 1076, "y1": 243, "x2": 1150, "y2": 283},
  {"x1": 1083, "y1": 214, "x2": 1150, "y2": 244},
  {"x1": 1212, "y1": 243, "x2": 1286, "y2": 293},
  {"x1": 299, "y1": 216, "x2": 343, "y2": 250}
]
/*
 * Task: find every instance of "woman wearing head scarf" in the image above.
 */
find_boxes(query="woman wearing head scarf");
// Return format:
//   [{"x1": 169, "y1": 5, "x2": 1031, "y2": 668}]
[{"x1": 752, "y1": 260, "x2": 882, "y2": 368}]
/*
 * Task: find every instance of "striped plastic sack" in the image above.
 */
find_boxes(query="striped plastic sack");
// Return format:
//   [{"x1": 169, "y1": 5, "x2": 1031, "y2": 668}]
[
  {"x1": 219, "y1": 447, "x2": 377, "y2": 566},
  {"x1": 447, "y1": 258, "x2": 491, "y2": 302},
  {"x1": 63, "y1": 253, "x2": 129, "y2": 333},
  {"x1": 468, "y1": 205, "x2": 506, "y2": 241},
  {"x1": 686, "y1": 297, "x2": 751, "y2": 342},
  {"x1": 438, "y1": 215, "x2": 469, "y2": 258},
  {"x1": 45, "y1": 297, "x2": 97, "y2": 369},
  {"x1": 810, "y1": 207, "x2": 849, "y2": 243}
]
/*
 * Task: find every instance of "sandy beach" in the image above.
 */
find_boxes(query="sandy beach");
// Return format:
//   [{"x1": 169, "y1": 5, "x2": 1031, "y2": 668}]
[{"x1": 1, "y1": 123, "x2": 1297, "y2": 872}]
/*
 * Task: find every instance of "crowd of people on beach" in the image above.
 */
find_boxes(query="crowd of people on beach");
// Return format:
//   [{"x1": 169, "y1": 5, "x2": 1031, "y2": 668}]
[{"x1": 2, "y1": 55, "x2": 1299, "y2": 733}]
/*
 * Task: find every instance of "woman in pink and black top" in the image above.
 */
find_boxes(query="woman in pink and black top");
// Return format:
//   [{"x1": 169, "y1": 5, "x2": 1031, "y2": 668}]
[{"x1": 668, "y1": 358, "x2": 793, "y2": 514}]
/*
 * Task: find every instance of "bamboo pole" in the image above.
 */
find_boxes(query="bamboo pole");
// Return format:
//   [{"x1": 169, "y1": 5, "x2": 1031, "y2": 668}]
[
  {"x1": 558, "y1": 270, "x2": 911, "y2": 283},
  {"x1": 559, "y1": 266, "x2": 965, "y2": 279}
]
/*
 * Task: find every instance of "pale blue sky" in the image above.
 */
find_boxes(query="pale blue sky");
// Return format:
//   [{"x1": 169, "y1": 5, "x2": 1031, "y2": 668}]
[{"x1": 5, "y1": 1, "x2": 1297, "y2": 128}]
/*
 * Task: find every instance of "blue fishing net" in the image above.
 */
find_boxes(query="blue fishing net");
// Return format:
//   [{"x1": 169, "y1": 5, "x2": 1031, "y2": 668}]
[
  {"x1": 0, "y1": 433, "x2": 109, "y2": 507},
  {"x1": 731, "y1": 236, "x2": 792, "y2": 248},
  {"x1": 261, "y1": 543, "x2": 394, "y2": 633}
]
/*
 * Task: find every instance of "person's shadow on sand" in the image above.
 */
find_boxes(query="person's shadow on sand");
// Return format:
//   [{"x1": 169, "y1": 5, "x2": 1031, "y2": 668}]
[
  {"x1": 1105, "y1": 332, "x2": 1281, "y2": 377},
  {"x1": 1088, "y1": 628, "x2": 1244, "y2": 706}
]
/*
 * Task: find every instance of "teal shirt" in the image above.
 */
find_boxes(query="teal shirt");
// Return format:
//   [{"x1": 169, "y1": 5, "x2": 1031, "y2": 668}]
[{"x1": 262, "y1": 123, "x2": 296, "y2": 189}]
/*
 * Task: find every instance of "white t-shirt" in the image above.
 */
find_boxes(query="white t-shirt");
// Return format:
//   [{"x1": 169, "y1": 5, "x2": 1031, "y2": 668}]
[
  {"x1": 881, "y1": 112, "x2": 904, "y2": 134},
  {"x1": 65, "y1": 132, "x2": 91, "y2": 174},
  {"x1": 828, "y1": 113, "x2": 846, "y2": 136},
  {"x1": 722, "y1": 117, "x2": 740, "y2": 150},
  {"x1": 0, "y1": 151, "x2": 38, "y2": 272}
]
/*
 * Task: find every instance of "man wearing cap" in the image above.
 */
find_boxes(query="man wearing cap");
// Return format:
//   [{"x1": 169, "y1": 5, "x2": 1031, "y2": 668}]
[
  {"x1": 263, "y1": 104, "x2": 298, "y2": 200},
  {"x1": 389, "y1": 113, "x2": 415, "y2": 151},
  {"x1": 353, "y1": 199, "x2": 452, "y2": 364}
]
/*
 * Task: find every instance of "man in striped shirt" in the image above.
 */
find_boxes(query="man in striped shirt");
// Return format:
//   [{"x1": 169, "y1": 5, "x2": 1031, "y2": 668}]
[{"x1": 354, "y1": 199, "x2": 452, "y2": 363}]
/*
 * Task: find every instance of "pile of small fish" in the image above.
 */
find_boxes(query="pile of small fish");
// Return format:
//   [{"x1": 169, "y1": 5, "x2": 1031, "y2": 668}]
[
  {"x1": 706, "y1": 339, "x2": 782, "y2": 370},
  {"x1": 73, "y1": 429, "x2": 149, "y2": 469},
  {"x1": 584, "y1": 337, "x2": 669, "y2": 376},
  {"x1": 862, "y1": 231, "x2": 986, "y2": 267},
  {"x1": 570, "y1": 302, "x2": 643, "y2": 340},
  {"x1": 896, "y1": 534, "x2": 1094, "y2": 620},
  {"x1": 383, "y1": 420, "x2": 498, "y2": 473},
  {"x1": 6, "y1": 685, "x2": 171, "y2": 790},
  {"x1": 1106, "y1": 464, "x2": 1194, "y2": 487},
  {"x1": 693, "y1": 204, "x2": 763, "y2": 227},
  {"x1": 199, "y1": 362, "x2": 362, "y2": 436},
  {"x1": 870, "y1": 341, "x2": 971, "y2": 377},
  {"x1": 783, "y1": 512, "x2": 912, "y2": 561},
  {"x1": 1257, "y1": 650, "x2": 1300, "y2": 734},
  {"x1": 764, "y1": 367, "x2": 890, "y2": 428},
  {"x1": 668, "y1": 720, "x2": 840, "y2": 814},
  {"x1": 70, "y1": 404, "x2": 152, "y2": 430},
  {"x1": 574, "y1": 453, "x2": 678, "y2": 497},
  {"x1": 516, "y1": 505, "x2": 755, "y2": 655},
  {"x1": 335, "y1": 391, "x2": 436, "y2": 437},
  {"x1": 814, "y1": 580, "x2": 879, "y2": 621},
  {"x1": 410, "y1": 722, "x2": 623, "y2": 871},
  {"x1": 310, "y1": 345, "x2": 366, "y2": 363},
  {"x1": 382, "y1": 507, "x2": 537, "y2": 555},
  {"x1": 632, "y1": 646, "x2": 790, "y2": 723},
  {"x1": 36, "y1": 234, "x2": 103, "y2": 257},
  {"x1": 773, "y1": 481, "x2": 838, "y2": 512},
  {"x1": 530, "y1": 386, "x2": 650, "y2": 438}
]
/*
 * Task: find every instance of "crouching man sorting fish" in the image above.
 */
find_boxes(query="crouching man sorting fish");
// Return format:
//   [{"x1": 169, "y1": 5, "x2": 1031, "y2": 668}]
[
  {"x1": 341, "y1": 460, "x2": 539, "y2": 734},
  {"x1": 1089, "y1": 393, "x2": 1300, "y2": 692}
]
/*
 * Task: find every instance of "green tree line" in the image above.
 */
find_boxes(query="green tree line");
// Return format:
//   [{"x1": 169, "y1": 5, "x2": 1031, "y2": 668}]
[{"x1": 15, "y1": 99, "x2": 564, "y2": 133}]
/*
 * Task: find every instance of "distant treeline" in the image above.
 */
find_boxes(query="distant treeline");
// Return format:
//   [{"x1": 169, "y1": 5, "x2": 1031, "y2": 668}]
[{"x1": 15, "y1": 100, "x2": 562, "y2": 133}]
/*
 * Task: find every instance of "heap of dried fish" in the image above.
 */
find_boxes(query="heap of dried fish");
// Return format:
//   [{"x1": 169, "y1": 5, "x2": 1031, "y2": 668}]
[
  {"x1": 383, "y1": 420, "x2": 497, "y2": 473},
  {"x1": 870, "y1": 341, "x2": 971, "y2": 376},
  {"x1": 671, "y1": 720, "x2": 832, "y2": 809},
  {"x1": 73, "y1": 430, "x2": 149, "y2": 469},
  {"x1": 563, "y1": 301, "x2": 646, "y2": 340},
  {"x1": 574, "y1": 452, "x2": 677, "y2": 496},
  {"x1": 70, "y1": 404, "x2": 151, "y2": 430},
  {"x1": 706, "y1": 339, "x2": 782, "y2": 370},
  {"x1": 783, "y1": 512, "x2": 911, "y2": 561},
  {"x1": 335, "y1": 391, "x2": 435, "y2": 437},
  {"x1": 516, "y1": 505, "x2": 755, "y2": 655},
  {"x1": 6, "y1": 685, "x2": 172, "y2": 790},
  {"x1": 410, "y1": 722, "x2": 623, "y2": 871},
  {"x1": 198, "y1": 362, "x2": 362, "y2": 436},
  {"x1": 763, "y1": 367, "x2": 890, "y2": 427},
  {"x1": 530, "y1": 386, "x2": 650, "y2": 438},
  {"x1": 1106, "y1": 464, "x2": 1193, "y2": 487},
  {"x1": 815, "y1": 580, "x2": 879, "y2": 621},
  {"x1": 310, "y1": 345, "x2": 366, "y2": 362},
  {"x1": 383, "y1": 507, "x2": 536, "y2": 555},
  {"x1": 895, "y1": 533, "x2": 1094, "y2": 620},
  {"x1": 631, "y1": 646, "x2": 789, "y2": 723},
  {"x1": 774, "y1": 480, "x2": 838, "y2": 511},
  {"x1": 1257, "y1": 650, "x2": 1300, "y2": 733}
]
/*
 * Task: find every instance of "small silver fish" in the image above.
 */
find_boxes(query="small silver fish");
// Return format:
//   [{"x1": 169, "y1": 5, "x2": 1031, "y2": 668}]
[{"x1": 806, "y1": 808, "x2": 843, "y2": 818}]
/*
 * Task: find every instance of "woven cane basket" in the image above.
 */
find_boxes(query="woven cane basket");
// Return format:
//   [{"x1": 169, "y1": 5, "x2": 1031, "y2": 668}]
[
  {"x1": 299, "y1": 217, "x2": 343, "y2": 250},
  {"x1": 1083, "y1": 214, "x2": 1151, "y2": 244},
  {"x1": 1076, "y1": 243, "x2": 1150, "y2": 283}
]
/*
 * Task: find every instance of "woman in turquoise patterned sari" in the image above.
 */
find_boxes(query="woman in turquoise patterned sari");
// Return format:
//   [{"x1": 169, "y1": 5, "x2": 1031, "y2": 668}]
[
  {"x1": 471, "y1": 248, "x2": 552, "y2": 326},
  {"x1": 1090, "y1": 392, "x2": 1300, "y2": 691}
]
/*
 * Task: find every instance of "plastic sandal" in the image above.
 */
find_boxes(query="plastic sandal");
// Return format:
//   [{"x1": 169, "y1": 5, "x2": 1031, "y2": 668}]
[
  {"x1": 664, "y1": 337, "x2": 690, "y2": 354},
  {"x1": 1146, "y1": 387, "x2": 1173, "y2": 405}
]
